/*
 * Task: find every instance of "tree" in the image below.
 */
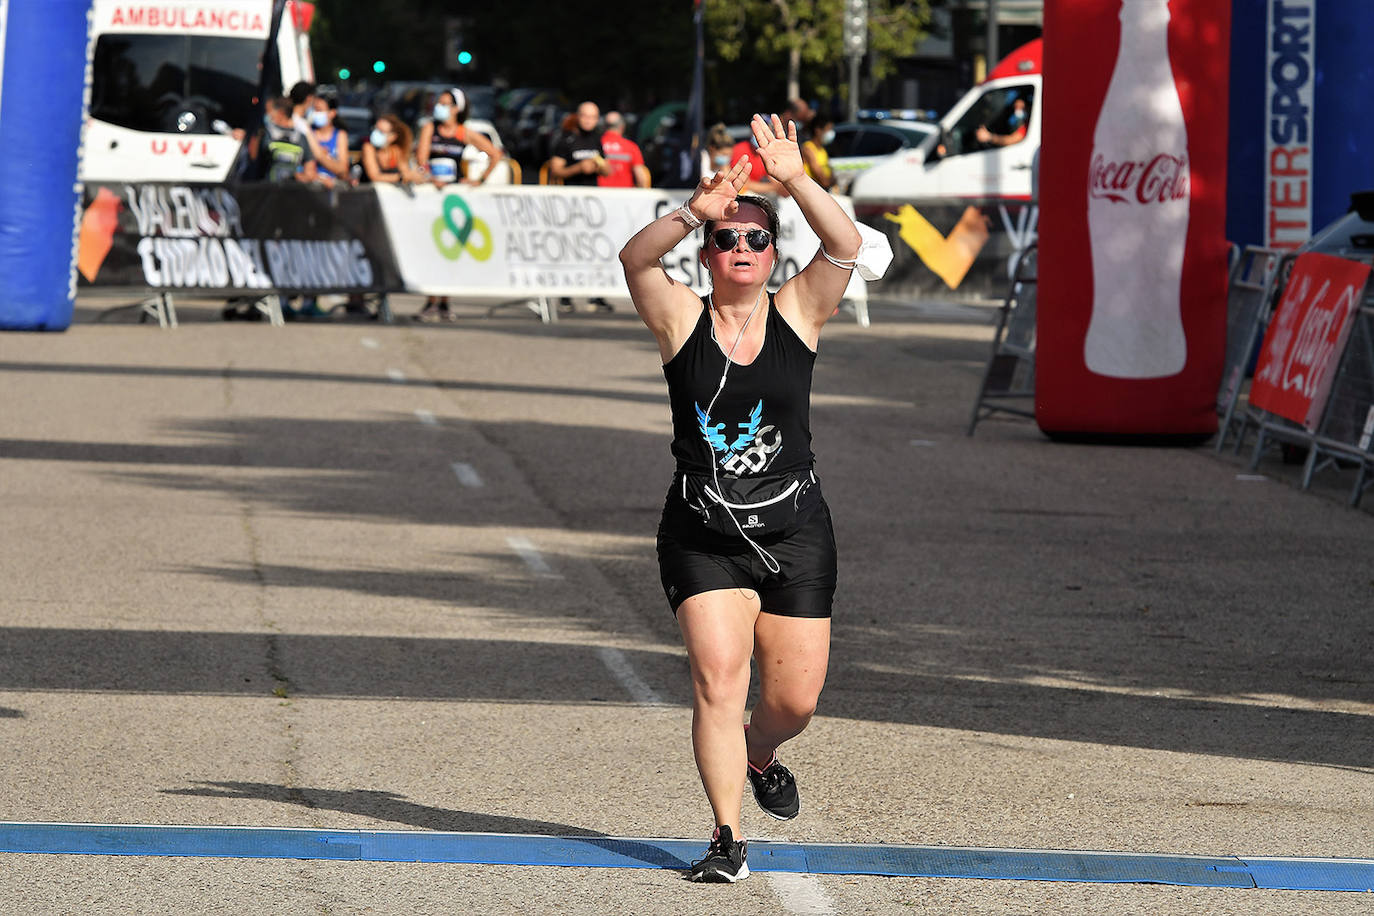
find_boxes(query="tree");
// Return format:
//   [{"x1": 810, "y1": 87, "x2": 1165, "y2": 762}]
[{"x1": 704, "y1": 0, "x2": 930, "y2": 106}]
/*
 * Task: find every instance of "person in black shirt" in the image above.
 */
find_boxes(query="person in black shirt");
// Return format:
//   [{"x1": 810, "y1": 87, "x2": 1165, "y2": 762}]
[
  {"x1": 618, "y1": 113, "x2": 861, "y2": 883},
  {"x1": 245, "y1": 96, "x2": 317, "y2": 184},
  {"x1": 549, "y1": 100, "x2": 608, "y2": 185},
  {"x1": 551, "y1": 101, "x2": 613, "y2": 312}
]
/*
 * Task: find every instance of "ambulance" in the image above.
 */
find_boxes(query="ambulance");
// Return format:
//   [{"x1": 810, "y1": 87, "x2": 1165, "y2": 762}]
[
  {"x1": 849, "y1": 39, "x2": 1042, "y2": 205},
  {"x1": 848, "y1": 40, "x2": 1042, "y2": 298},
  {"x1": 82, "y1": 0, "x2": 316, "y2": 183}
]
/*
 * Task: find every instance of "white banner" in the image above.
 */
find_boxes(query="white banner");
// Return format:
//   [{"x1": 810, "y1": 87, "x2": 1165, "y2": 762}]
[
  {"x1": 372, "y1": 184, "x2": 867, "y2": 302},
  {"x1": 91, "y1": 0, "x2": 275, "y2": 38}
]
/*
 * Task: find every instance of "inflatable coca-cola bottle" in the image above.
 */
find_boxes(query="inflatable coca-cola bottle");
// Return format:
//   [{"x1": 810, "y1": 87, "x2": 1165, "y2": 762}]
[{"x1": 1084, "y1": 0, "x2": 1190, "y2": 378}]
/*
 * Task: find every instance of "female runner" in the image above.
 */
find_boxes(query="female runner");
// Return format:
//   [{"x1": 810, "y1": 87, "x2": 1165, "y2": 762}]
[{"x1": 618, "y1": 112, "x2": 860, "y2": 883}]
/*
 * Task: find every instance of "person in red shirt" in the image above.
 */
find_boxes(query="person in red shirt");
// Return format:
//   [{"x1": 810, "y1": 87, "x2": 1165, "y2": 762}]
[
  {"x1": 598, "y1": 111, "x2": 650, "y2": 188},
  {"x1": 730, "y1": 136, "x2": 786, "y2": 196}
]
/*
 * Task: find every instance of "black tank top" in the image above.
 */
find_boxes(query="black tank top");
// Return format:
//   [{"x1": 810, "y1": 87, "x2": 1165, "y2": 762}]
[
  {"x1": 428, "y1": 125, "x2": 467, "y2": 163},
  {"x1": 663, "y1": 294, "x2": 817, "y2": 479}
]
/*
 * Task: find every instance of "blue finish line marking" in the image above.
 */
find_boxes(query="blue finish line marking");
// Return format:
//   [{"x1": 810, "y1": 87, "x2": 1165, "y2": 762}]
[{"x1": 2, "y1": 822, "x2": 1371, "y2": 892}]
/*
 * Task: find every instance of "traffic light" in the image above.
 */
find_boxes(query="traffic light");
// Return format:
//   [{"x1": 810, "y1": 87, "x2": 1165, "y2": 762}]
[
  {"x1": 843, "y1": 0, "x2": 867, "y2": 57},
  {"x1": 457, "y1": 50, "x2": 473, "y2": 66},
  {"x1": 338, "y1": 67, "x2": 351, "y2": 80},
  {"x1": 372, "y1": 60, "x2": 386, "y2": 74}
]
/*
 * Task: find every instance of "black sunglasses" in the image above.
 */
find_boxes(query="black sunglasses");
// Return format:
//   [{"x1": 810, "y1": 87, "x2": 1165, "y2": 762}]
[{"x1": 710, "y1": 228, "x2": 773, "y2": 252}]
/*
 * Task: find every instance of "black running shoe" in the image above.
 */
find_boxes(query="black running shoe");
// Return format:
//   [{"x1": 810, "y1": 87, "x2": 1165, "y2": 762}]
[
  {"x1": 689, "y1": 825, "x2": 749, "y2": 883},
  {"x1": 747, "y1": 755, "x2": 800, "y2": 820}
]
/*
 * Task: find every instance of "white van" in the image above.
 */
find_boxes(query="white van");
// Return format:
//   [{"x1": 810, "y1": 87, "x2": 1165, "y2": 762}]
[
  {"x1": 82, "y1": 0, "x2": 316, "y2": 184},
  {"x1": 850, "y1": 40, "x2": 1041, "y2": 204}
]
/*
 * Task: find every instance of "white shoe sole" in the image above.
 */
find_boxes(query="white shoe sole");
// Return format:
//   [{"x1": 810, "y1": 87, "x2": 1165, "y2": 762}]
[
  {"x1": 751, "y1": 785, "x2": 800, "y2": 820},
  {"x1": 690, "y1": 860, "x2": 750, "y2": 883}
]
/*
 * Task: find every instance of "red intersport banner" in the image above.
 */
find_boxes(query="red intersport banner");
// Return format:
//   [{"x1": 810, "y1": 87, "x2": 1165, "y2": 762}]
[
  {"x1": 1037, "y1": 0, "x2": 1231, "y2": 436},
  {"x1": 1249, "y1": 252, "x2": 1371, "y2": 431}
]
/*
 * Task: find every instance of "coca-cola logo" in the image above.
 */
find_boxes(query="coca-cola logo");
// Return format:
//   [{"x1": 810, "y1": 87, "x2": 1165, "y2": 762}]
[{"x1": 1089, "y1": 153, "x2": 1190, "y2": 204}]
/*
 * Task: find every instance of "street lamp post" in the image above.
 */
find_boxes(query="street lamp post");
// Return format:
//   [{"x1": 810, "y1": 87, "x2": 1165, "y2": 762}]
[
  {"x1": 986, "y1": 0, "x2": 999, "y2": 70},
  {"x1": 843, "y1": 0, "x2": 867, "y2": 121}
]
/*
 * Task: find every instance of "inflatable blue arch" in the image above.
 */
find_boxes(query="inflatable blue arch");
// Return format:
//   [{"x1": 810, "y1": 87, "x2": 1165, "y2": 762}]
[{"x1": 0, "y1": 0, "x2": 90, "y2": 330}]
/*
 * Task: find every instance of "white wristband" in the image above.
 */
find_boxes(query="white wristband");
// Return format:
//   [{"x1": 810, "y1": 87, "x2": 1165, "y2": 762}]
[
  {"x1": 819, "y1": 244, "x2": 858, "y2": 269},
  {"x1": 676, "y1": 204, "x2": 704, "y2": 230}
]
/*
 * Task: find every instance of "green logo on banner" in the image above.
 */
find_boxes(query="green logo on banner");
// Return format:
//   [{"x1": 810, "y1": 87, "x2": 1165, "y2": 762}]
[{"x1": 433, "y1": 194, "x2": 493, "y2": 261}]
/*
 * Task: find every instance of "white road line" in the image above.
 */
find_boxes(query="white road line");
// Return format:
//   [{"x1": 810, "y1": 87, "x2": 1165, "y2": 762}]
[
  {"x1": 414, "y1": 409, "x2": 438, "y2": 427},
  {"x1": 386, "y1": 368, "x2": 406, "y2": 383},
  {"x1": 506, "y1": 535, "x2": 559, "y2": 578},
  {"x1": 360, "y1": 337, "x2": 380, "y2": 349},
  {"x1": 594, "y1": 647, "x2": 663, "y2": 705},
  {"x1": 450, "y1": 462, "x2": 484, "y2": 488},
  {"x1": 766, "y1": 871, "x2": 838, "y2": 915}
]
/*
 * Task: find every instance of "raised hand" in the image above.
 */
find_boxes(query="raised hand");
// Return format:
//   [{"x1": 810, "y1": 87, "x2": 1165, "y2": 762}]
[
  {"x1": 750, "y1": 113, "x2": 804, "y2": 186},
  {"x1": 687, "y1": 156, "x2": 750, "y2": 221}
]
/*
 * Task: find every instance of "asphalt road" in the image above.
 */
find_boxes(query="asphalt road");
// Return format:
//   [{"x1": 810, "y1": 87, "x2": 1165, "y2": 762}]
[{"x1": 0, "y1": 293, "x2": 1370, "y2": 915}]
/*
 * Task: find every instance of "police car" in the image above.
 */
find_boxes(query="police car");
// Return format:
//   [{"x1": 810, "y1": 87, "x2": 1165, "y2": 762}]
[{"x1": 828, "y1": 112, "x2": 940, "y2": 194}]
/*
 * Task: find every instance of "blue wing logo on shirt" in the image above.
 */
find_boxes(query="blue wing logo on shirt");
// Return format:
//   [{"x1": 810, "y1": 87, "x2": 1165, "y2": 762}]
[{"x1": 697, "y1": 399, "x2": 771, "y2": 470}]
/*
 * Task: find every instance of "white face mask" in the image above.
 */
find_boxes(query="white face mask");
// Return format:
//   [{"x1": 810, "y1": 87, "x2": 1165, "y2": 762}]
[
  {"x1": 433, "y1": 104, "x2": 451, "y2": 122},
  {"x1": 821, "y1": 129, "x2": 835, "y2": 145},
  {"x1": 854, "y1": 222, "x2": 894, "y2": 281},
  {"x1": 370, "y1": 128, "x2": 388, "y2": 149},
  {"x1": 309, "y1": 110, "x2": 329, "y2": 128}
]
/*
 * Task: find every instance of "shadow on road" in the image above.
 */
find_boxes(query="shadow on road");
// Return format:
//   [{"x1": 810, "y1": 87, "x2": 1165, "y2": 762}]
[
  {"x1": 160, "y1": 781, "x2": 603, "y2": 836},
  {"x1": 1, "y1": 626, "x2": 1368, "y2": 772}
]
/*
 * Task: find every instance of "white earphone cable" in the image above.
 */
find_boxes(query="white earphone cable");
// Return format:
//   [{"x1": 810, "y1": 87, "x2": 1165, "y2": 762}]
[{"x1": 703, "y1": 286, "x2": 781, "y2": 574}]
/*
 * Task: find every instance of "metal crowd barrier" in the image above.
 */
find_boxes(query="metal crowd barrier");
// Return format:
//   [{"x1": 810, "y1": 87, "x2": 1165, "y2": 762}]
[
  {"x1": 1214, "y1": 246, "x2": 1292, "y2": 453},
  {"x1": 1236, "y1": 254, "x2": 1374, "y2": 507},
  {"x1": 967, "y1": 242, "x2": 1037, "y2": 435}
]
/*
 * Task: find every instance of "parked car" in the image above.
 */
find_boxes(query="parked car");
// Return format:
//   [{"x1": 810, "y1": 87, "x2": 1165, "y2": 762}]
[
  {"x1": 376, "y1": 81, "x2": 497, "y2": 124},
  {"x1": 494, "y1": 87, "x2": 570, "y2": 178},
  {"x1": 827, "y1": 119, "x2": 939, "y2": 194},
  {"x1": 459, "y1": 118, "x2": 516, "y2": 184},
  {"x1": 335, "y1": 105, "x2": 374, "y2": 143}
]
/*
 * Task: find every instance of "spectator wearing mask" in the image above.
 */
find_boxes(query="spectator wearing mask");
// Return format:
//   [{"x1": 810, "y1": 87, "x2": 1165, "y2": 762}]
[
  {"x1": 700, "y1": 122, "x2": 735, "y2": 180},
  {"x1": 976, "y1": 97, "x2": 1031, "y2": 148},
  {"x1": 307, "y1": 94, "x2": 350, "y2": 188},
  {"x1": 598, "y1": 111, "x2": 650, "y2": 188},
  {"x1": 361, "y1": 114, "x2": 422, "y2": 185},
  {"x1": 417, "y1": 88, "x2": 505, "y2": 187}
]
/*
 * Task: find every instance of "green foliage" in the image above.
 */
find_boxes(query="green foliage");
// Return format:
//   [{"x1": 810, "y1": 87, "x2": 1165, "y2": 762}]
[
  {"x1": 309, "y1": 1, "x2": 928, "y2": 119},
  {"x1": 704, "y1": 0, "x2": 930, "y2": 100}
]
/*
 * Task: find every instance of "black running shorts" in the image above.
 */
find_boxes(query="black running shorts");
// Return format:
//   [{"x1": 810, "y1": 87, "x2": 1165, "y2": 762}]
[{"x1": 656, "y1": 493, "x2": 837, "y2": 618}]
